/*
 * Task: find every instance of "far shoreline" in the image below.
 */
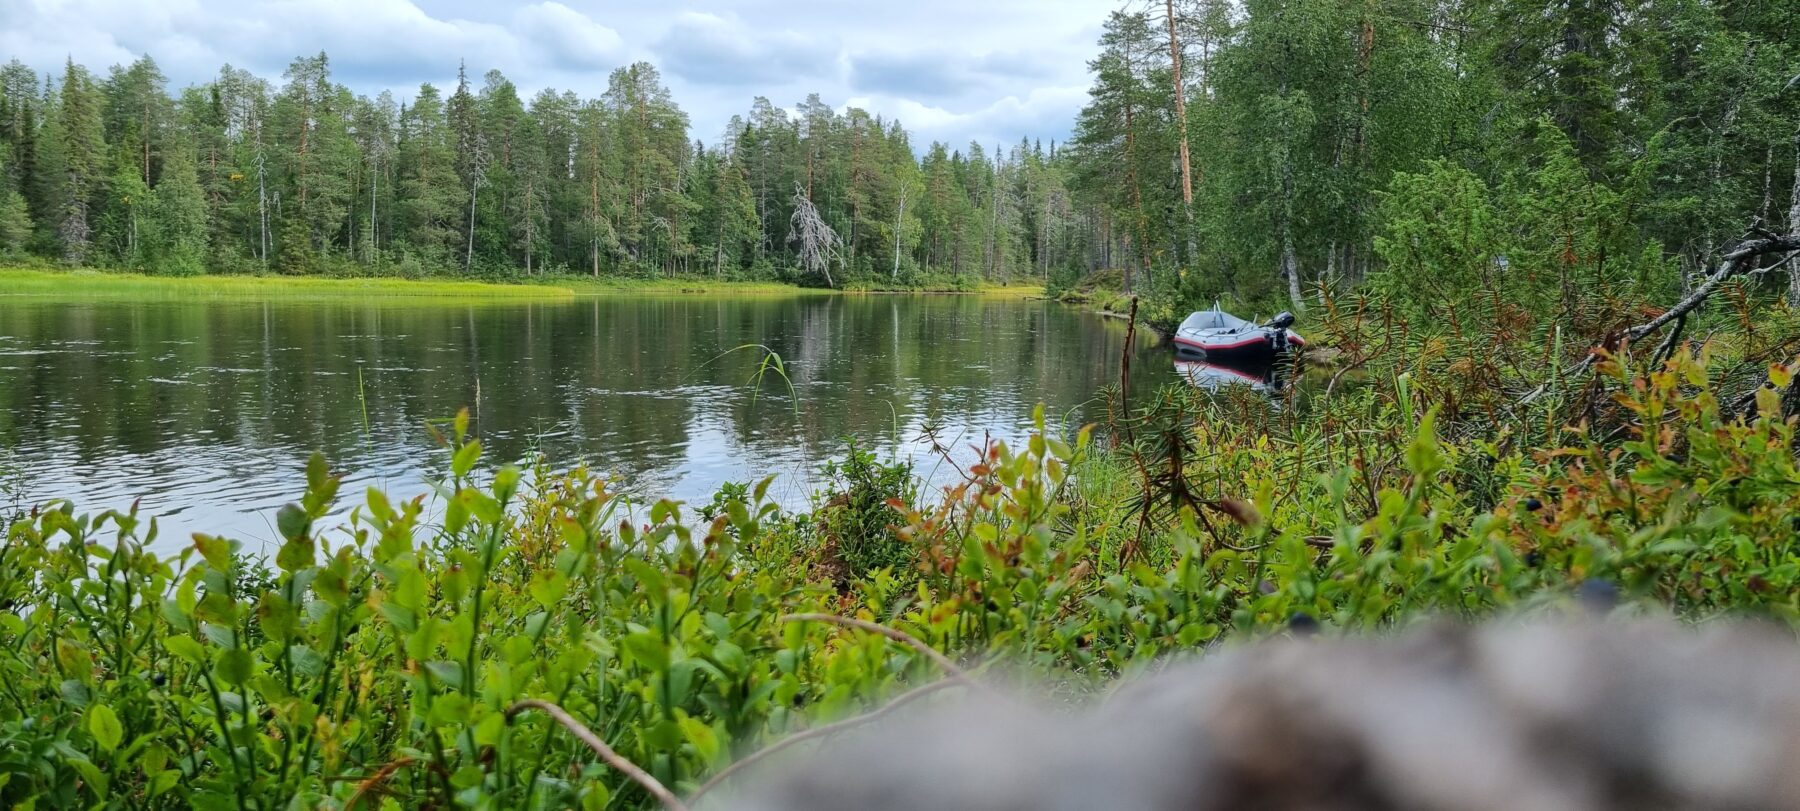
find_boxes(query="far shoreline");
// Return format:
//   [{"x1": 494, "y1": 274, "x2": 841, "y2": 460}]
[{"x1": 0, "y1": 266, "x2": 1046, "y2": 303}]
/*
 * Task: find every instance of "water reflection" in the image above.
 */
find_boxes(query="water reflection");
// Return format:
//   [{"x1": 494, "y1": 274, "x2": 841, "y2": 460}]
[
  {"x1": 1172, "y1": 349, "x2": 1292, "y2": 394},
  {"x1": 0, "y1": 295, "x2": 1173, "y2": 550}
]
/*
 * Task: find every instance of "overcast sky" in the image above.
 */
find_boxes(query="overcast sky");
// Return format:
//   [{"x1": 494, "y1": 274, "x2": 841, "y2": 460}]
[{"x1": 1, "y1": 0, "x2": 1104, "y2": 152}]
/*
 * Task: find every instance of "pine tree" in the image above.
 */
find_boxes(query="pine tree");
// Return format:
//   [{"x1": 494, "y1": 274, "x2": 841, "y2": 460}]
[
  {"x1": 148, "y1": 144, "x2": 208, "y2": 275},
  {"x1": 42, "y1": 59, "x2": 105, "y2": 263},
  {"x1": 394, "y1": 83, "x2": 462, "y2": 266},
  {"x1": 0, "y1": 181, "x2": 30, "y2": 255}
]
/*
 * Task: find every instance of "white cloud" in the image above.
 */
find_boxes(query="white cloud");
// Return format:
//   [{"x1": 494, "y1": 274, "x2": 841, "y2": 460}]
[
  {"x1": 0, "y1": 0, "x2": 1101, "y2": 150},
  {"x1": 512, "y1": 2, "x2": 625, "y2": 70},
  {"x1": 652, "y1": 11, "x2": 836, "y2": 87},
  {"x1": 848, "y1": 84, "x2": 1090, "y2": 152}
]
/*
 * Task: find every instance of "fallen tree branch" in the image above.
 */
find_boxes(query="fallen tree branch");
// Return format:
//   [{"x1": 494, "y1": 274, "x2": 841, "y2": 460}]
[
  {"x1": 505, "y1": 699, "x2": 689, "y2": 811},
  {"x1": 1624, "y1": 232, "x2": 1800, "y2": 343},
  {"x1": 1517, "y1": 230, "x2": 1800, "y2": 408},
  {"x1": 1651, "y1": 313, "x2": 1688, "y2": 368}
]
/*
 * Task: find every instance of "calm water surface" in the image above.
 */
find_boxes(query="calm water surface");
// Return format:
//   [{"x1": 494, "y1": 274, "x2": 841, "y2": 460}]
[{"x1": 0, "y1": 294, "x2": 1178, "y2": 550}]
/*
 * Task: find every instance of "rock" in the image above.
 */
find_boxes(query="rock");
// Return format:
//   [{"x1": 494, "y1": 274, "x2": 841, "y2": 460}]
[{"x1": 724, "y1": 618, "x2": 1800, "y2": 810}]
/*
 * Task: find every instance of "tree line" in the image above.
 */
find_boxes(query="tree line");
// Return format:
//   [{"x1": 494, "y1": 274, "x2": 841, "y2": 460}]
[
  {"x1": 2, "y1": 0, "x2": 1795, "y2": 303},
  {"x1": 0, "y1": 55, "x2": 1088, "y2": 285},
  {"x1": 1064, "y1": 0, "x2": 1799, "y2": 314}
]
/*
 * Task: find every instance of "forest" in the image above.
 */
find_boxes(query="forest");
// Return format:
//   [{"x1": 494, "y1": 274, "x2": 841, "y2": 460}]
[
  {"x1": 3, "y1": 0, "x2": 1800, "y2": 808},
  {"x1": 0, "y1": 0, "x2": 1790, "y2": 312},
  {"x1": 0, "y1": 55, "x2": 1076, "y2": 287}
]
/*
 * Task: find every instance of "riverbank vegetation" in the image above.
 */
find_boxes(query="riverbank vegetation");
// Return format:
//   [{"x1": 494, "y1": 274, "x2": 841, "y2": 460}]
[
  {"x1": 4, "y1": 313, "x2": 1798, "y2": 807},
  {"x1": 0, "y1": 266, "x2": 579, "y2": 301},
  {"x1": 0, "y1": 265, "x2": 1041, "y2": 300}
]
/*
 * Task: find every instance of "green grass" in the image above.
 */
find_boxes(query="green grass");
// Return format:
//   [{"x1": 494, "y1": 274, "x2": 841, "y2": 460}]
[
  {"x1": 0, "y1": 267, "x2": 578, "y2": 302},
  {"x1": 2, "y1": 267, "x2": 1045, "y2": 302},
  {"x1": 550, "y1": 275, "x2": 834, "y2": 297}
]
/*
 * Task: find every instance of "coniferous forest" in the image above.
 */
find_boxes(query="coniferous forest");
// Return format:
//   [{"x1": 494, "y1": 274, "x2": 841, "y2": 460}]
[
  {"x1": 5, "y1": 1, "x2": 1800, "y2": 809},
  {"x1": 0, "y1": 0, "x2": 1793, "y2": 310}
]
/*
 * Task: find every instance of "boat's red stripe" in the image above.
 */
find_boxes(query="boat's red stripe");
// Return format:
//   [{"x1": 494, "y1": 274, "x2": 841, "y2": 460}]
[{"x1": 1174, "y1": 335, "x2": 1268, "y2": 350}]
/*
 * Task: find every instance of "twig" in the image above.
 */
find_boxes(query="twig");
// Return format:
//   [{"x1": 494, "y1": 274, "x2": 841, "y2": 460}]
[
  {"x1": 1651, "y1": 313, "x2": 1688, "y2": 367},
  {"x1": 780, "y1": 613, "x2": 969, "y2": 681},
  {"x1": 685, "y1": 678, "x2": 970, "y2": 805},
  {"x1": 505, "y1": 699, "x2": 689, "y2": 811},
  {"x1": 1118, "y1": 296, "x2": 1139, "y2": 446},
  {"x1": 343, "y1": 756, "x2": 415, "y2": 811}
]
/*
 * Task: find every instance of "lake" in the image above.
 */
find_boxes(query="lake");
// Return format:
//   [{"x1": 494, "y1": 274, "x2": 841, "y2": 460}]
[{"x1": 0, "y1": 293, "x2": 1181, "y2": 550}]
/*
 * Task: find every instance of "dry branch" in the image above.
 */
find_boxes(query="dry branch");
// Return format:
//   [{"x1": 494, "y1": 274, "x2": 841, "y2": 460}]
[
  {"x1": 1623, "y1": 231, "x2": 1800, "y2": 343},
  {"x1": 505, "y1": 699, "x2": 689, "y2": 811},
  {"x1": 780, "y1": 613, "x2": 972, "y2": 681},
  {"x1": 1519, "y1": 228, "x2": 1800, "y2": 406}
]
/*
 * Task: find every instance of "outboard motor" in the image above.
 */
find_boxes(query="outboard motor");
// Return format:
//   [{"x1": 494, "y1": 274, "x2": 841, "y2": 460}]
[{"x1": 1266, "y1": 311, "x2": 1296, "y2": 352}]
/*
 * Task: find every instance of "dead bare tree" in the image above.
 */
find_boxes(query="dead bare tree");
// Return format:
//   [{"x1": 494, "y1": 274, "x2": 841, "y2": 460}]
[
  {"x1": 1787, "y1": 72, "x2": 1800, "y2": 305},
  {"x1": 788, "y1": 183, "x2": 841, "y2": 287}
]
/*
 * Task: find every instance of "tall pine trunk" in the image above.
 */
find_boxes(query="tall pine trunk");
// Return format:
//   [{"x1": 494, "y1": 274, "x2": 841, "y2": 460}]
[
  {"x1": 892, "y1": 187, "x2": 906, "y2": 280},
  {"x1": 1165, "y1": 0, "x2": 1197, "y2": 262},
  {"x1": 1788, "y1": 124, "x2": 1799, "y2": 306}
]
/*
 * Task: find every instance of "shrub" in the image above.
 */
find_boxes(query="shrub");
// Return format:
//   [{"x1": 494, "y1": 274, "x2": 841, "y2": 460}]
[
  {"x1": 0, "y1": 348, "x2": 1796, "y2": 809},
  {"x1": 815, "y1": 442, "x2": 918, "y2": 581}
]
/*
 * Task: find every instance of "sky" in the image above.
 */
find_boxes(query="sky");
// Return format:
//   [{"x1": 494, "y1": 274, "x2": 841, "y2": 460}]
[{"x1": 0, "y1": 0, "x2": 1105, "y2": 152}]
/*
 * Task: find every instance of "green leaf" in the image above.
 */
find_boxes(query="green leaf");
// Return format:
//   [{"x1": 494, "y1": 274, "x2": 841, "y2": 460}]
[
  {"x1": 493, "y1": 465, "x2": 522, "y2": 501},
  {"x1": 147, "y1": 769, "x2": 180, "y2": 798},
  {"x1": 711, "y1": 640, "x2": 746, "y2": 674},
  {"x1": 213, "y1": 648, "x2": 253, "y2": 686},
  {"x1": 425, "y1": 660, "x2": 466, "y2": 691},
  {"x1": 164, "y1": 635, "x2": 205, "y2": 664},
  {"x1": 288, "y1": 645, "x2": 327, "y2": 678},
  {"x1": 276, "y1": 504, "x2": 311, "y2": 543},
  {"x1": 276, "y1": 535, "x2": 315, "y2": 572},
  {"x1": 678, "y1": 714, "x2": 720, "y2": 763},
  {"x1": 66, "y1": 756, "x2": 106, "y2": 797},
  {"x1": 305, "y1": 452, "x2": 329, "y2": 493},
  {"x1": 621, "y1": 631, "x2": 670, "y2": 673},
  {"x1": 452, "y1": 440, "x2": 482, "y2": 478},
  {"x1": 86, "y1": 705, "x2": 122, "y2": 753},
  {"x1": 528, "y1": 570, "x2": 568, "y2": 609},
  {"x1": 191, "y1": 534, "x2": 235, "y2": 572}
]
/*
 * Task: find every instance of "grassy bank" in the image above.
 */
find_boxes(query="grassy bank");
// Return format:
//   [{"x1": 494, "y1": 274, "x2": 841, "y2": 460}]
[
  {"x1": 2, "y1": 266, "x2": 1044, "y2": 302},
  {"x1": 0, "y1": 267, "x2": 578, "y2": 302}
]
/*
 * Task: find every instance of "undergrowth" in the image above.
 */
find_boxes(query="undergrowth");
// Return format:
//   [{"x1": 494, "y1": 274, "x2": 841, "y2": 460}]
[{"x1": 2, "y1": 299, "x2": 1797, "y2": 808}]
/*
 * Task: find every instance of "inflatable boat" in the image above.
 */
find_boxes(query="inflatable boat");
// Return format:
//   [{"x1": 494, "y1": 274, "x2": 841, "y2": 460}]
[{"x1": 1172, "y1": 304, "x2": 1304, "y2": 362}]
